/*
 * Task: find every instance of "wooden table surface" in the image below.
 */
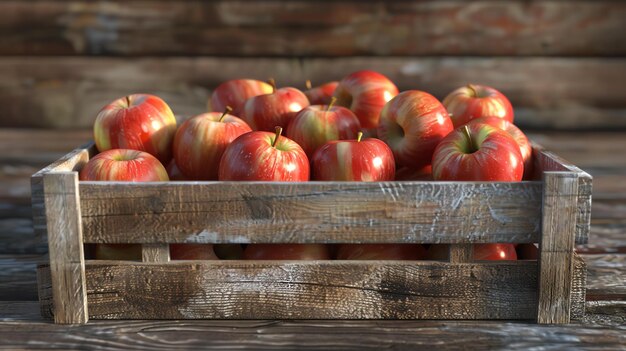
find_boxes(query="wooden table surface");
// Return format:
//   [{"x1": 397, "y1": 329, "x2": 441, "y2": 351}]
[{"x1": 0, "y1": 128, "x2": 624, "y2": 350}]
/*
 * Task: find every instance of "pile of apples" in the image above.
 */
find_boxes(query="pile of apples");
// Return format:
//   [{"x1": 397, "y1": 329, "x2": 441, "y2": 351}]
[{"x1": 82, "y1": 70, "x2": 537, "y2": 261}]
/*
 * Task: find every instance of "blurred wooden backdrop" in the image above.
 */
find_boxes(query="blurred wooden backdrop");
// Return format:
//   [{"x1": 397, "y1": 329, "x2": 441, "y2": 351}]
[{"x1": 0, "y1": 0, "x2": 625, "y2": 130}]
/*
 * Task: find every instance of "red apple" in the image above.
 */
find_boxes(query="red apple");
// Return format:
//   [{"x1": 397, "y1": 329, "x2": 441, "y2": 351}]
[
  {"x1": 465, "y1": 116, "x2": 533, "y2": 179},
  {"x1": 304, "y1": 80, "x2": 339, "y2": 105},
  {"x1": 243, "y1": 244, "x2": 331, "y2": 260},
  {"x1": 395, "y1": 165, "x2": 433, "y2": 181},
  {"x1": 241, "y1": 81, "x2": 310, "y2": 132},
  {"x1": 425, "y1": 244, "x2": 517, "y2": 261},
  {"x1": 336, "y1": 244, "x2": 427, "y2": 260},
  {"x1": 378, "y1": 90, "x2": 454, "y2": 170},
  {"x1": 166, "y1": 159, "x2": 187, "y2": 180},
  {"x1": 213, "y1": 244, "x2": 244, "y2": 260},
  {"x1": 333, "y1": 70, "x2": 399, "y2": 134},
  {"x1": 170, "y1": 244, "x2": 219, "y2": 260},
  {"x1": 209, "y1": 79, "x2": 274, "y2": 116},
  {"x1": 516, "y1": 243, "x2": 539, "y2": 260},
  {"x1": 94, "y1": 94, "x2": 177, "y2": 164},
  {"x1": 312, "y1": 132, "x2": 395, "y2": 181},
  {"x1": 442, "y1": 84, "x2": 514, "y2": 128},
  {"x1": 173, "y1": 108, "x2": 252, "y2": 180},
  {"x1": 285, "y1": 99, "x2": 361, "y2": 158},
  {"x1": 218, "y1": 127, "x2": 310, "y2": 181},
  {"x1": 79, "y1": 149, "x2": 169, "y2": 182},
  {"x1": 432, "y1": 124, "x2": 524, "y2": 181}
]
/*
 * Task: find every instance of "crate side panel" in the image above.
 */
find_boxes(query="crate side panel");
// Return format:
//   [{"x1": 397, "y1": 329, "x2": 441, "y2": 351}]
[{"x1": 80, "y1": 181, "x2": 543, "y2": 244}]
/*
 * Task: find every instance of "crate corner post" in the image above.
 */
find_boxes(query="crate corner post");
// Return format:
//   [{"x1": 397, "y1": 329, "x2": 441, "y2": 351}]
[{"x1": 43, "y1": 171, "x2": 88, "y2": 324}]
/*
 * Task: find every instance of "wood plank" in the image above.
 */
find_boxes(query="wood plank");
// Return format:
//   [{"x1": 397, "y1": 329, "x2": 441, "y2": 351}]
[
  {"x1": 571, "y1": 253, "x2": 586, "y2": 321},
  {"x1": 0, "y1": 1, "x2": 624, "y2": 56},
  {"x1": 0, "y1": 218, "x2": 47, "y2": 255},
  {"x1": 0, "y1": 254, "x2": 40, "y2": 301},
  {"x1": 36, "y1": 260, "x2": 539, "y2": 320},
  {"x1": 78, "y1": 181, "x2": 543, "y2": 244},
  {"x1": 141, "y1": 244, "x2": 170, "y2": 263},
  {"x1": 43, "y1": 172, "x2": 88, "y2": 324},
  {"x1": 449, "y1": 245, "x2": 473, "y2": 264},
  {"x1": 0, "y1": 57, "x2": 625, "y2": 130},
  {"x1": 584, "y1": 254, "x2": 626, "y2": 299},
  {"x1": 583, "y1": 301, "x2": 626, "y2": 327},
  {"x1": 0, "y1": 317, "x2": 625, "y2": 350},
  {"x1": 537, "y1": 172, "x2": 579, "y2": 324}
]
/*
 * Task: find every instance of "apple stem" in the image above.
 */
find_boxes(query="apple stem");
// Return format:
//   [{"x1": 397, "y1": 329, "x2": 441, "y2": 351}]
[
  {"x1": 357, "y1": 131, "x2": 363, "y2": 142},
  {"x1": 327, "y1": 97, "x2": 337, "y2": 112},
  {"x1": 305, "y1": 79, "x2": 312, "y2": 90},
  {"x1": 125, "y1": 95, "x2": 131, "y2": 107},
  {"x1": 219, "y1": 106, "x2": 233, "y2": 122},
  {"x1": 467, "y1": 84, "x2": 478, "y2": 97},
  {"x1": 268, "y1": 78, "x2": 276, "y2": 93},
  {"x1": 272, "y1": 126, "x2": 283, "y2": 148},
  {"x1": 463, "y1": 125, "x2": 477, "y2": 153}
]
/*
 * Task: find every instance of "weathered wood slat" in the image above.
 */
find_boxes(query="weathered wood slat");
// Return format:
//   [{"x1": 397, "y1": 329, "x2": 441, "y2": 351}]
[
  {"x1": 142, "y1": 244, "x2": 170, "y2": 263},
  {"x1": 43, "y1": 172, "x2": 88, "y2": 324},
  {"x1": 78, "y1": 181, "x2": 542, "y2": 244},
  {"x1": 537, "y1": 172, "x2": 579, "y2": 324},
  {"x1": 1, "y1": 57, "x2": 625, "y2": 129},
  {"x1": 37, "y1": 260, "x2": 539, "y2": 320},
  {"x1": 0, "y1": 1, "x2": 624, "y2": 57},
  {"x1": 571, "y1": 253, "x2": 587, "y2": 321},
  {"x1": 0, "y1": 254, "x2": 40, "y2": 301},
  {"x1": 583, "y1": 253, "x2": 626, "y2": 299}
]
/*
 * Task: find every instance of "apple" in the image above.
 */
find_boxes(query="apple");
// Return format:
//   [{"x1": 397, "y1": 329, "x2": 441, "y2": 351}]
[
  {"x1": 79, "y1": 149, "x2": 169, "y2": 182},
  {"x1": 378, "y1": 90, "x2": 454, "y2": 170},
  {"x1": 432, "y1": 124, "x2": 524, "y2": 181},
  {"x1": 335, "y1": 244, "x2": 427, "y2": 260},
  {"x1": 425, "y1": 244, "x2": 517, "y2": 261},
  {"x1": 241, "y1": 80, "x2": 310, "y2": 132},
  {"x1": 465, "y1": 116, "x2": 533, "y2": 179},
  {"x1": 312, "y1": 132, "x2": 395, "y2": 181},
  {"x1": 170, "y1": 244, "x2": 219, "y2": 260},
  {"x1": 516, "y1": 243, "x2": 539, "y2": 260},
  {"x1": 243, "y1": 244, "x2": 331, "y2": 260},
  {"x1": 442, "y1": 84, "x2": 514, "y2": 128},
  {"x1": 213, "y1": 244, "x2": 245, "y2": 260},
  {"x1": 218, "y1": 127, "x2": 310, "y2": 181},
  {"x1": 94, "y1": 94, "x2": 177, "y2": 164},
  {"x1": 173, "y1": 107, "x2": 252, "y2": 180},
  {"x1": 209, "y1": 79, "x2": 274, "y2": 116},
  {"x1": 166, "y1": 159, "x2": 188, "y2": 180},
  {"x1": 285, "y1": 98, "x2": 361, "y2": 158},
  {"x1": 333, "y1": 70, "x2": 399, "y2": 135},
  {"x1": 304, "y1": 80, "x2": 339, "y2": 105},
  {"x1": 395, "y1": 165, "x2": 433, "y2": 181}
]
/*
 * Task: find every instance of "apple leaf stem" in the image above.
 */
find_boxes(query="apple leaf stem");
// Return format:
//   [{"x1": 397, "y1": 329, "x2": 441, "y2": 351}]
[
  {"x1": 357, "y1": 131, "x2": 363, "y2": 142},
  {"x1": 467, "y1": 84, "x2": 478, "y2": 97},
  {"x1": 218, "y1": 106, "x2": 233, "y2": 122},
  {"x1": 462, "y1": 125, "x2": 477, "y2": 153},
  {"x1": 272, "y1": 126, "x2": 283, "y2": 148},
  {"x1": 305, "y1": 79, "x2": 312, "y2": 90},
  {"x1": 327, "y1": 97, "x2": 337, "y2": 112},
  {"x1": 125, "y1": 95, "x2": 131, "y2": 107},
  {"x1": 268, "y1": 78, "x2": 276, "y2": 93}
]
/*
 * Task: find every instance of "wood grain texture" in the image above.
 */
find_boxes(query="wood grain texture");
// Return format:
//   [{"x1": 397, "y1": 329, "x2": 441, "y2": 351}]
[
  {"x1": 537, "y1": 172, "x2": 579, "y2": 324},
  {"x1": 584, "y1": 254, "x2": 626, "y2": 299},
  {"x1": 43, "y1": 172, "x2": 88, "y2": 324},
  {"x1": 449, "y1": 245, "x2": 473, "y2": 264},
  {"x1": 571, "y1": 253, "x2": 586, "y2": 321},
  {"x1": 0, "y1": 57, "x2": 625, "y2": 129},
  {"x1": 0, "y1": 1, "x2": 624, "y2": 56},
  {"x1": 35, "y1": 260, "x2": 539, "y2": 320},
  {"x1": 78, "y1": 181, "x2": 542, "y2": 244},
  {"x1": 0, "y1": 255, "x2": 40, "y2": 301},
  {"x1": 142, "y1": 244, "x2": 170, "y2": 263}
]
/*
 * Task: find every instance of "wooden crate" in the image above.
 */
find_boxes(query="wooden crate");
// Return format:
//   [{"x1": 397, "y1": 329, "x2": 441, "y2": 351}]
[{"x1": 32, "y1": 142, "x2": 591, "y2": 325}]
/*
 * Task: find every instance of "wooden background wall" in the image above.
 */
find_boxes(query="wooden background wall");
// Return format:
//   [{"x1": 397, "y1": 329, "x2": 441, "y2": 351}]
[{"x1": 0, "y1": 0, "x2": 625, "y2": 130}]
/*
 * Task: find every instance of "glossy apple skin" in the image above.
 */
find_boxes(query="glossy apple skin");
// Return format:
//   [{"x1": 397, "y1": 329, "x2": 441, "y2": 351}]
[
  {"x1": 432, "y1": 123, "x2": 524, "y2": 181},
  {"x1": 241, "y1": 87, "x2": 310, "y2": 132},
  {"x1": 285, "y1": 105, "x2": 360, "y2": 158},
  {"x1": 218, "y1": 131, "x2": 310, "y2": 181},
  {"x1": 79, "y1": 149, "x2": 169, "y2": 182},
  {"x1": 173, "y1": 112, "x2": 252, "y2": 180},
  {"x1": 336, "y1": 244, "x2": 427, "y2": 260},
  {"x1": 94, "y1": 94, "x2": 177, "y2": 164},
  {"x1": 210, "y1": 79, "x2": 274, "y2": 116},
  {"x1": 170, "y1": 244, "x2": 219, "y2": 260},
  {"x1": 305, "y1": 81, "x2": 339, "y2": 105},
  {"x1": 378, "y1": 90, "x2": 454, "y2": 170},
  {"x1": 395, "y1": 165, "x2": 433, "y2": 181},
  {"x1": 516, "y1": 243, "x2": 539, "y2": 260},
  {"x1": 312, "y1": 137, "x2": 395, "y2": 181},
  {"x1": 425, "y1": 244, "x2": 517, "y2": 260},
  {"x1": 166, "y1": 159, "x2": 188, "y2": 180},
  {"x1": 443, "y1": 85, "x2": 514, "y2": 128},
  {"x1": 333, "y1": 70, "x2": 399, "y2": 132},
  {"x1": 465, "y1": 116, "x2": 533, "y2": 179},
  {"x1": 243, "y1": 244, "x2": 331, "y2": 260}
]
